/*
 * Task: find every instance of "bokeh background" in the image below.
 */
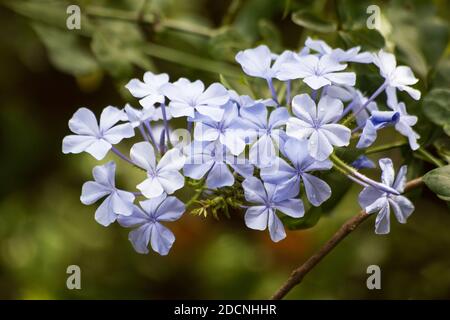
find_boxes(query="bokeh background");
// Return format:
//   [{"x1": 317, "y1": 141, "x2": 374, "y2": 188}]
[{"x1": 0, "y1": 0, "x2": 449, "y2": 299}]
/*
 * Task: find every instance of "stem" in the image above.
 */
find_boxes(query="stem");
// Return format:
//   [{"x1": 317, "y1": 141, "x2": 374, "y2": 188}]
[
  {"x1": 160, "y1": 103, "x2": 172, "y2": 147},
  {"x1": 330, "y1": 154, "x2": 400, "y2": 195},
  {"x1": 267, "y1": 78, "x2": 279, "y2": 106},
  {"x1": 342, "y1": 82, "x2": 387, "y2": 126},
  {"x1": 111, "y1": 146, "x2": 135, "y2": 166},
  {"x1": 270, "y1": 177, "x2": 423, "y2": 300},
  {"x1": 416, "y1": 147, "x2": 445, "y2": 168},
  {"x1": 86, "y1": 6, "x2": 215, "y2": 37},
  {"x1": 338, "y1": 100, "x2": 356, "y2": 121},
  {"x1": 286, "y1": 80, "x2": 291, "y2": 106},
  {"x1": 365, "y1": 141, "x2": 408, "y2": 154},
  {"x1": 143, "y1": 121, "x2": 159, "y2": 151},
  {"x1": 138, "y1": 125, "x2": 150, "y2": 143}
]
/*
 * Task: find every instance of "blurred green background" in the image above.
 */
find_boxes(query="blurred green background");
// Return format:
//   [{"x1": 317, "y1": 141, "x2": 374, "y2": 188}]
[{"x1": 0, "y1": 0, "x2": 449, "y2": 299}]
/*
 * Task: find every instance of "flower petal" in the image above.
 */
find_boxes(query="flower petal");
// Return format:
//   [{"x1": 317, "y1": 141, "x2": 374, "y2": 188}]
[
  {"x1": 244, "y1": 206, "x2": 269, "y2": 230},
  {"x1": 68, "y1": 108, "x2": 99, "y2": 136},
  {"x1": 130, "y1": 142, "x2": 156, "y2": 171},
  {"x1": 206, "y1": 162, "x2": 234, "y2": 188},
  {"x1": 149, "y1": 223, "x2": 176, "y2": 256},
  {"x1": 137, "y1": 177, "x2": 164, "y2": 199},
  {"x1": 128, "y1": 224, "x2": 152, "y2": 254},
  {"x1": 301, "y1": 173, "x2": 331, "y2": 206},
  {"x1": 268, "y1": 210, "x2": 286, "y2": 242},
  {"x1": 308, "y1": 130, "x2": 333, "y2": 161},
  {"x1": 157, "y1": 170, "x2": 185, "y2": 194},
  {"x1": 155, "y1": 196, "x2": 185, "y2": 221},
  {"x1": 274, "y1": 198, "x2": 305, "y2": 218}
]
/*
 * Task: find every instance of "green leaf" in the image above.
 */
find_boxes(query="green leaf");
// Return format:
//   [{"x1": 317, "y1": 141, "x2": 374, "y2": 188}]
[
  {"x1": 282, "y1": 206, "x2": 322, "y2": 230},
  {"x1": 338, "y1": 29, "x2": 385, "y2": 51},
  {"x1": 258, "y1": 19, "x2": 282, "y2": 51},
  {"x1": 291, "y1": 10, "x2": 337, "y2": 33},
  {"x1": 423, "y1": 165, "x2": 450, "y2": 202},
  {"x1": 91, "y1": 21, "x2": 154, "y2": 79},
  {"x1": 423, "y1": 88, "x2": 450, "y2": 136},
  {"x1": 31, "y1": 23, "x2": 98, "y2": 76}
]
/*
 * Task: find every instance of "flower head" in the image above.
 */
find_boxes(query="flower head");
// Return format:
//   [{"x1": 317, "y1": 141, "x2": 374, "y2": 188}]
[
  {"x1": 235, "y1": 45, "x2": 296, "y2": 80},
  {"x1": 305, "y1": 37, "x2": 372, "y2": 63},
  {"x1": 81, "y1": 161, "x2": 135, "y2": 226},
  {"x1": 260, "y1": 138, "x2": 332, "y2": 206},
  {"x1": 242, "y1": 177, "x2": 304, "y2": 242},
  {"x1": 193, "y1": 101, "x2": 249, "y2": 155},
  {"x1": 240, "y1": 103, "x2": 289, "y2": 167},
  {"x1": 162, "y1": 78, "x2": 229, "y2": 121},
  {"x1": 357, "y1": 111, "x2": 400, "y2": 148},
  {"x1": 372, "y1": 50, "x2": 421, "y2": 101},
  {"x1": 131, "y1": 142, "x2": 186, "y2": 198},
  {"x1": 278, "y1": 54, "x2": 356, "y2": 89},
  {"x1": 286, "y1": 94, "x2": 351, "y2": 161},
  {"x1": 62, "y1": 107, "x2": 135, "y2": 160},
  {"x1": 388, "y1": 101, "x2": 420, "y2": 150},
  {"x1": 358, "y1": 158, "x2": 414, "y2": 234},
  {"x1": 125, "y1": 72, "x2": 169, "y2": 108},
  {"x1": 118, "y1": 194, "x2": 185, "y2": 255},
  {"x1": 183, "y1": 142, "x2": 253, "y2": 189}
]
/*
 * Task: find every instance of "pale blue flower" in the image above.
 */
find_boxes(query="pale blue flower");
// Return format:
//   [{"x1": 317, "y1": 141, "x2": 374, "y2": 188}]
[
  {"x1": 161, "y1": 78, "x2": 229, "y2": 121},
  {"x1": 228, "y1": 90, "x2": 276, "y2": 108},
  {"x1": 261, "y1": 138, "x2": 332, "y2": 206},
  {"x1": 240, "y1": 103, "x2": 289, "y2": 167},
  {"x1": 242, "y1": 177, "x2": 304, "y2": 242},
  {"x1": 372, "y1": 50, "x2": 421, "y2": 102},
  {"x1": 324, "y1": 85, "x2": 378, "y2": 127},
  {"x1": 124, "y1": 104, "x2": 156, "y2": 128},
  {"x1": 130, "y1": 142, "x2": 186, "y2": 198},
  {"x1": 277, "y1": 54, "x2": 356, "y2": 89},
  {"x1": 125, "y1": 72, "x2": 169, "y2": 108},
  {"x1": 286, "y1": 94, "x2": 351, "y2": 161},
  {"x1": 63, "y1": 106, "x2": 135, "y2": 160},
  {"x1": 358, "y1": 158, "x2": 414, "y2": 234},
  {"x1": 183, "y1": 142, "x2": 253, "y2": 189},
  {"x1": 305, "y1": 37, "x2": 373, "y2": 63},
  {"x1": 356, "y1": 111, "x2": 400, "y2": 148},
  {"x1": 193, "y1": 101, "x2": 249, "y2": 155},
  {"x1": 387, "y1": 99, "x2": 420, "y2": 150},
  {"x1": 81, "y1": 161, "x2": 135, "y2": 227},
  {"x1": 118, "y1": 194, "x2": 185, "y2": 255},
  {"x1": 352, "y1": 155, "x2": 376, "y2": 169},
  {"x1": 235, "y1": 45, "x2": 296, "y2": 80}
]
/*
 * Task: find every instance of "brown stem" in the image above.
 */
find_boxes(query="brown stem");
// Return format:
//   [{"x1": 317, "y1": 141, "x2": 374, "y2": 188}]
[{"x1": 270, "y1": 177, "x2": 423, "y2": 300}]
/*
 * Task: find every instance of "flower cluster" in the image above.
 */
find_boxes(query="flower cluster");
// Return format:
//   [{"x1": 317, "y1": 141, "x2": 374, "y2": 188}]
[{"x1": 63, "y1": 37, "x2": 421, "y2": 255}]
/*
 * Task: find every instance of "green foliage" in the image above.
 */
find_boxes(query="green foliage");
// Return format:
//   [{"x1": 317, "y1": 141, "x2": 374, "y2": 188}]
[
  {"x1": 291, "y1": 9, "x2": 337, "y2": 33},
  {"x1": 423, "y1": 88, "x2": 450, "y2": 136},
  {"x1": 424, "y1": 165, "x2": 450, "y2": 202}
]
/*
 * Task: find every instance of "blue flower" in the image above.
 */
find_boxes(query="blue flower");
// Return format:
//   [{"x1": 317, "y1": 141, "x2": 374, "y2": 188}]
[
  {"x1": 130, "y1": 142, "x2": 186, "y2": 198},
  {"x1": 324, "y1": 85, "x2": 378, "y2": 127},
  {"x1": 372, "y1": 50, "x2": 421, "y2": 102},
  {"x1": 118, "y1": 194, "x2": 185, "y2": 255},
  {"x1": 260, "y1": 138, "x2": 332, "y2": 206},
  {"x1": 388, "y1": 101, "x2": 420, "y2": 150},
  {"x1": 125, "y1": 72, "x2": 169, "y2": 108},
  {"x1": 352, "y1": 155, "x2": 376, "y2": 169},
  {"x1": 305, "y1": 37, "x2": 373, "y2": 64},
  {"x1": 240, "y1": 103, "x2": 289, "y2": 167},
  {"x1": 161, "y1": 78, "x2": 229, "y2": 121},
  {"x1": 358, "y1": 158, "x2": 414, "y2": 234},
  {"x1": 193, "y1": 101, "x2": 249, "y2": 155},
  {"x1": 277, "y1": 54, "x2": 356, "y2": 90},
  {"x1": 63, "y1": 107, "x2": 135, "y2": 160},
  {"x1": 81, "y1": 161, "x2": 135, "y2": 226},
  {"x1": 235, "y1": 45, "x2": 296, "y2": 80},
  {"x1": 242, "y1": 177, "x2": 304, "y2": 242},
  {"x1": 183, "y1": 142, "x2": 253, "y2": 189},
  {"x1": 286, "y1": 94, "x2": 351, "y2": 161},
  {"x1": 356, "y1": 111, "x2": 400, "y2": 148}
]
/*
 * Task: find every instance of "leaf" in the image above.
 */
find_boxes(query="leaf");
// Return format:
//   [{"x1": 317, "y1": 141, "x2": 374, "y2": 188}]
[
  {"x1": 291, "y1": 10, "x2": 337, "y2": 33},
  {"x1": 258, "y1": 19, "x2": 282, "y2": 51},
  {"x1": 208, "y1": 27, "x2": 251, "y2": 61},
  {"x1": 423, "y1": 165, "x2": 450, "y2": 202},
  {"x1": 282, "y1": 206, "x2": 323, "y2": 230},
  {"x1": 91, "y1": 21, "x2": 154, "y2": 79},
  {"x1": 31, "y1": 23, "x2": 99, "y2": 76},
  {"x1": 423, "y1": 88, "x2": 450, "y2": 136},
  {"x1": 338, "y1": 29, "x2": 385, "y2": 51}
]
